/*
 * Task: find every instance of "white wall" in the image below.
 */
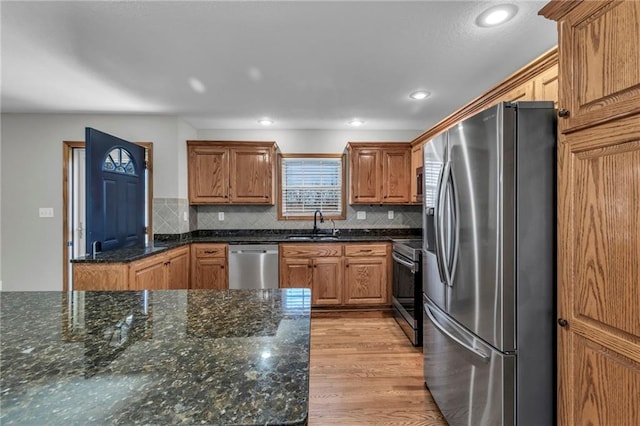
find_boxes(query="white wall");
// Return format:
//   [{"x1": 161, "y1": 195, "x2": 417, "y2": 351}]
[
  {"x1": 196, "y1": 129, "x2": 420, "y2": 153},
  {"x1": 1, "y1": 113, "x2": 193, "y2": 291}
]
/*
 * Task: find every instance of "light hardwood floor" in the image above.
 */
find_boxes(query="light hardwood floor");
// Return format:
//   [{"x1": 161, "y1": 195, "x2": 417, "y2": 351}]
[{"x1": 309, "y1": 313, "x2": 447, "y2": 425}]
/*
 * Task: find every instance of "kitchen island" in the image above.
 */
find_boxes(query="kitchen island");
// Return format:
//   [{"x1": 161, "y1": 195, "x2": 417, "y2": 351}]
[{"x1": 0, "y1": 288, "x2": 310, "y2": 425}]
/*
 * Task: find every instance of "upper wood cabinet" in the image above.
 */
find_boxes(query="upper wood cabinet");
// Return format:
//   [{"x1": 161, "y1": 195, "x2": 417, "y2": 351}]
[
  {"x1": 410, "y1": 144, "x2": 423, "y2": 204},
  {"x1": 548, "y1": 1, "x2": 640, "y2": 134},
  {"x1": 347, "y1": 142, "x2": 411, "y2": 204},
  {"x1": 534, "y1": 64, "x2": 559, "y2": 108},
  {"x1": 187, "y1": 141, "x2": 276, "y2": 205},
  {"x1": 540, "y1": 2, "x2": 640, "y2": 425}
]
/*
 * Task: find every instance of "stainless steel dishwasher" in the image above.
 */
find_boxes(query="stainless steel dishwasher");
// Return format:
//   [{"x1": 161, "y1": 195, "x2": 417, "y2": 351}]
[{"x1": 228, "y1": 244, "x2": 279, "y2": 290}]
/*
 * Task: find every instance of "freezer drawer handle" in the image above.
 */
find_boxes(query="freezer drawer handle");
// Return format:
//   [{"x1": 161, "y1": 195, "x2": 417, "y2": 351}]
[{"x1": 425, "y1": 303, "x2": 490, "y2": 362}]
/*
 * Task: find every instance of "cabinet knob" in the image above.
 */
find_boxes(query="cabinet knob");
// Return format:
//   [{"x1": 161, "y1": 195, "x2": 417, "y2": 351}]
[
  {"x1": 557, "y1": 318, "x2": 568, "y2": 327},
  {"x1": 558, "y1": 108, "x2": 570, "y2": 118}
]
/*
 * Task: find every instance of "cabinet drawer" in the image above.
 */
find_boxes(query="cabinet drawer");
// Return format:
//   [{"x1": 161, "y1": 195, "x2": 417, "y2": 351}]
[
  {"x1": 193, "y1": 244, "x2": 227, "y2": 258},
  {"x1": 345, "y1": 243, "x2": 388, "y2": 257},
  {"x1": 280, "y1": 243, "x2": 343, "y2": 258}
]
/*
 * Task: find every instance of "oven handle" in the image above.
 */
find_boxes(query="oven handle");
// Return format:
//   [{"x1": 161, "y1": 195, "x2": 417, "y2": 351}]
[{"x1": 392, "y1": 252, "x2": 416, "y2": 273}]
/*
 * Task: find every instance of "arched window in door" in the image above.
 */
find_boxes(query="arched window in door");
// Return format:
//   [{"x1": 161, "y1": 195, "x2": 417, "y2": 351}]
[{"x1": 103, "y1": 147, "x2": 137, "y2": 175}]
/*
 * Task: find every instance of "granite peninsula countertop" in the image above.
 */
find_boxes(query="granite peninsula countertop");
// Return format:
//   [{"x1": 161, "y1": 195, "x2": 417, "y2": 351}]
[
  {"x1": 72, "y1": 228, "x2": 421, "y2": 263},
  {"x1": 0, "y1": 289, "x2": 311, "y2": 425}
]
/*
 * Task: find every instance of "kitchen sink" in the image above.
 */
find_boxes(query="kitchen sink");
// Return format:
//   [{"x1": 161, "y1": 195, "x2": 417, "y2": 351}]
[{"x1": 286, "y1": 235, "x2": 339, "y2": 241}]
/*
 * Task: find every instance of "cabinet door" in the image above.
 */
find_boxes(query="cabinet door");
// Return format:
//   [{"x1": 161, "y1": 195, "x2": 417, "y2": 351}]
[
  {"x1": 350, "y1": 148, "x2": 380, "y2": 203},
  {"x1": 556, "y1": 1, "x2": 640, "y2": 133},
  {"x1": 129, "y1": 256, "x2": 167, "y2": 290},
  {"x1": 188, "y1": 146, "x2": 229, "y2": 203},
  {"x1": 410, "y1": 144, "x2": 424, "y2": 203},
  {"x1": 502, "y1": 80, "x2": 535, "y2": 103},
  {"x1": 280, "y1": 257, "x2": 312, "y2": 289},
  {"x1": 312, "y1": 257, "x2": 343, "y2": 306},
  {"x1": 230, "y1": 147, "x2": 273, "y2": 204},
  {"x1": 533, "y1": 64, "x2": 558, "y2": 107},
  {"x1": 344, "y1": 257, "x2": 387, "y2": 305},
  {"x1": 166, "y1": 246, "x2": 190, "y2": 289},
  {"x1": 191, "y1": 257, "x2": 227, "y2": 290},
  {"x1": 382, "y1": 148, "x2": 410, "y2": 203},
  {"x1": 556, "y1": 122, "x2": 640, "y2": 426}
]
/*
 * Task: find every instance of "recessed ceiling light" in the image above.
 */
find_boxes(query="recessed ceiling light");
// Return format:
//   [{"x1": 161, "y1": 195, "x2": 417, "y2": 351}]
[
  {"x1": 348, "y1": 119, "x2": 365, "y2": 127},
  {"x1": 409, "y1": 91, "x2": 430, "y2": 100},
  {"x1": 476, "y1": 4, "x2": 518, "y2": 27},
  {"x1": 188, "y1": 77, "x2": 206, "y2": 94},
  {"x1": 258, "y1": 118, "x2": 274, "y2": 126}
]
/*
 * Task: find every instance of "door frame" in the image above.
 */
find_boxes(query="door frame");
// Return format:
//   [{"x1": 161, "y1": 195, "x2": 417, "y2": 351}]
[{"x1": 62, "y1": 141, "x2": 154, "y2": 291}]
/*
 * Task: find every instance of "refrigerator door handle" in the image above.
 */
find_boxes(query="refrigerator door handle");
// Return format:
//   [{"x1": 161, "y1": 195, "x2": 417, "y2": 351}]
[
  {"x1": 448, "y1": 169, "x2": 460, "y2": 284},
  {"x1": 436, "y1": 161, "x2": 452, "y2": 286},
  {"x1": 425, "y1": 301, "x2": 490, "y2": 362}
]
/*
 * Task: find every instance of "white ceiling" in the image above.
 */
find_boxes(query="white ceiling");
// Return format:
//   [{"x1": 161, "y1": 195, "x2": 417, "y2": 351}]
[{"x1": 1, "y1": 1, "x2": 557, "y2": 133}]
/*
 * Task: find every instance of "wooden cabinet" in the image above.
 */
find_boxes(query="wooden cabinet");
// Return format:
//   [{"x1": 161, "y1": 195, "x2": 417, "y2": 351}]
[
  {"x1": 533, "y1": 64, "x2": 559, "y2": 107},
  {"x1": 347, "y1": 142, "x2": 411, "y2": 204},
  {"x1": 502, "y1": 79, "x2": 535, "y2": 103},
  {"x1": 129, "y1": 245, "x2": 190, "y2": 290},
  {"x1": 547, "y1": 1, "x2": 640, "y2": 134},
  {"x1": 280, "y1": 242, "x2": 390, "y2": 308},
  {"x1": 410, "y1": 144, "x2": 423, "y2": 204},
  {"x1": 190, "y1": 243, "x2": 228, "y2": 290},
  {"x1": 187, "y1": 141, "x2": 276, "y2": 205},
  {"x1": 73, "y1": 245, "x2": 190, "y2": 291},
  {"x1": 540, "y1": 2, "x2": 640, "y2": 426},
  {"x1": 343, "y1": 243, "x2": 390, "y2": 305},
  {"x1": 129, "y1": 254, "x2": 168, "y2": 290},
  {"x1": 279, "y1": 244, "x2": 343, "y2": 306}
]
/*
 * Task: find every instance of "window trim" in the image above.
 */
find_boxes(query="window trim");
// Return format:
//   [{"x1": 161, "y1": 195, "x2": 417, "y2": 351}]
[{"x1": 277, "y1": 153, "x2": 346, "y2": 221}]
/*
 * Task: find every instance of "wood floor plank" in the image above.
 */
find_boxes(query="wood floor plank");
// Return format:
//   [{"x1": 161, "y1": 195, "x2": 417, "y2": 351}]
[{"x1": 309, "y1": 316, "x2": 447, "y2": 425}]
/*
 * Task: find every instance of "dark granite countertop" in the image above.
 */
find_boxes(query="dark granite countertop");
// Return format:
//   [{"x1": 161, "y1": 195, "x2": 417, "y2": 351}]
[
  {"x1": 72, "y1": 228, "x2": 421, "y2": 263},
  {"x1": 0, "y1": 289, "x2": 311, "y2": 425}
]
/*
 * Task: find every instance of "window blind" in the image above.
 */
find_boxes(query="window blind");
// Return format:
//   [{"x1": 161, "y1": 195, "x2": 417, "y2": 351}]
[{"x1": 281, "y1": 157, "x2": 343, "y2": 217}]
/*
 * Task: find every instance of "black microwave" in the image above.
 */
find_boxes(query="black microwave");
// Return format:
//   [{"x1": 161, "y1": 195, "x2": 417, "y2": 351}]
[{"x1": 416, "y1": 166, "x2": 423, "y2": 202}]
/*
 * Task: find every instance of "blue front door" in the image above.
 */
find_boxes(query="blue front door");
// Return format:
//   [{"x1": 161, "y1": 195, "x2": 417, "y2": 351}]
[{"x1": 86, "y1": 128, "x2": 146, "y2": 254}]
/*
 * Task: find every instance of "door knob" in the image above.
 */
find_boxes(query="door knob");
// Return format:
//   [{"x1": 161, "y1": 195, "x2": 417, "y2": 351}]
[
  {"x1": 557, "y1": 318, "x2": 568, "y2": 327},
  {"x1": 558, "y1": 108, "x2": 570, "y2": 118}
]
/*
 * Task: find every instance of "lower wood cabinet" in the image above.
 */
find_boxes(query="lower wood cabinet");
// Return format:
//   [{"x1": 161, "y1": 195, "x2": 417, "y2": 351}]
[
  {"x1": 190, "y1": 243, "x2": 228, "y2": 290},
  {"x1": 73, "y1": 245, "x2": 190, "y2": 291},
  {"x1": 344, "y1": 243, "x2": 389, "y2": 305},
  {"x1": 279, "y1": 242, "x2": 390, "y2": 308},
  {"x1": 280, "y1": 244, "x2": 343, "y2": 306}
]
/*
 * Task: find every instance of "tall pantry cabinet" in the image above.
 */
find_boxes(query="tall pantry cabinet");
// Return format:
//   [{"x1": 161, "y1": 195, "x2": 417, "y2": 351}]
[{"x1": 540, "y1": 2, "x2": 640, "y2": 425}]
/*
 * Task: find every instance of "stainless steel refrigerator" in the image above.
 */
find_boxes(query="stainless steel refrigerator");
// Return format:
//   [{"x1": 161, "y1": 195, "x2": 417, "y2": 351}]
[{"x1": 422, "y1": 102, "x2": 556, "y2": 426}]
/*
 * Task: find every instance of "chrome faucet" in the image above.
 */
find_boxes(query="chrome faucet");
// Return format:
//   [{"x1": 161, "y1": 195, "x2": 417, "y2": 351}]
[{"x1": 313, "y1": 209, "x2": 324, "y2": 235}]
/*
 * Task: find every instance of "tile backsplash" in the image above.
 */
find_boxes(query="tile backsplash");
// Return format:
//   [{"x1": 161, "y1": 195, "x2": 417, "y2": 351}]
[
  {"x1": 195, "y1": 204, "x2": 422, "y2": 230},
  {"x1": 154, "y1": 198, "x2": 422, "y2": 234}
]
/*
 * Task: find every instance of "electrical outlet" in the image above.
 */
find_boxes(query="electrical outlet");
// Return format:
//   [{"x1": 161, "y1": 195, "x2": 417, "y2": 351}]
[
  {"x1": 356, "y1": 211, "x2": 366, "y2": 220},
  {"x1": 218, "y1": 212, "x2": 225, "y2": 221},
  {"x1": 388, "y1": 210, "x2": 394, "y2": 219},
  {"x1": 39, "y1": 207, "x2": 54, "y2": 218}
]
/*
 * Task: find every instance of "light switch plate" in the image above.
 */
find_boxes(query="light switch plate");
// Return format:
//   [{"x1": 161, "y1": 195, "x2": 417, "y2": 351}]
[
  {"x1": 218, "y1": 212, "x2": 225, "y2": 221},
  {"x1": 39, "y1": 207, "x2": 54, "y2": 218},
  {"x1": 183, "y1": 212, "x2": 188, "y2": 221},
  {"x1": 388, "y1": 210, "x2": 394, "y2": 219},
  {"x1": 356, "y1": 211, "x2": 366, "y2": 220}
]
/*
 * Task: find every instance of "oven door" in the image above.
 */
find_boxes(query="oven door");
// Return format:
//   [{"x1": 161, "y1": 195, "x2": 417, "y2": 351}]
[{"x1": 392, "y1": 251, "x2": 422, "y2": 345}]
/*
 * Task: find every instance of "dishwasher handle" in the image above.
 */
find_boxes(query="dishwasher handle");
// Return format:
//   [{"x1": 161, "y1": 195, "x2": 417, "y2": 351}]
[{"x1": 229, "y1": 245, "x2": 279, "y2": 255}]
